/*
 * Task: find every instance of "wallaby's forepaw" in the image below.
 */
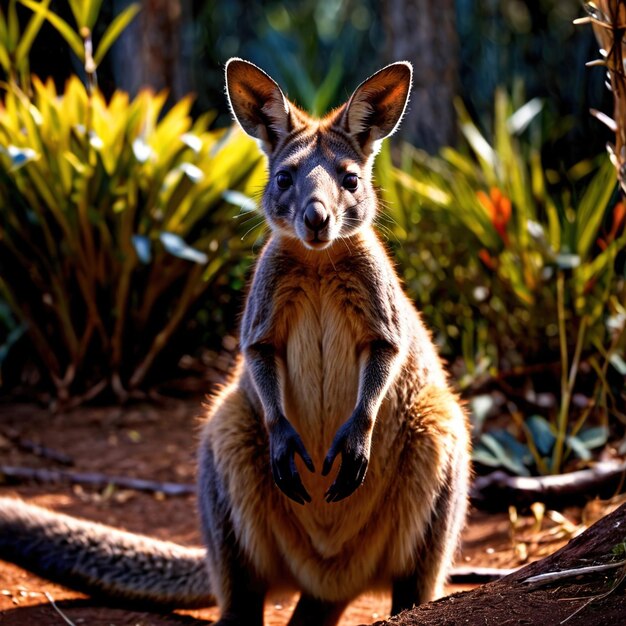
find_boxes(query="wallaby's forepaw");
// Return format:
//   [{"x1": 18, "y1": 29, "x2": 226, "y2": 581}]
[
  {"x1": 269, "y1": 416, "x2": 315, "y2": 505},
  {"x1": 322, "y1": 419, "x2": 370, "y2": 503}
]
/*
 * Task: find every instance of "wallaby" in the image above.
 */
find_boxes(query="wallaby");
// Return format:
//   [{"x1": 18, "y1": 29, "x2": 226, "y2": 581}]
[{"x1": 0, "y1": 59, "x2": 470, "y2": 626}]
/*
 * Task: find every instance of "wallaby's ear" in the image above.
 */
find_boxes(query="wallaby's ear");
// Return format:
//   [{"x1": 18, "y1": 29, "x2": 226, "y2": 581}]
[
  {"x1": 340, "y1": 61, "x2": 412, "y2": 155},
  {"x1": 225, "y1": 58, "x2": 292, "y2": 153}
]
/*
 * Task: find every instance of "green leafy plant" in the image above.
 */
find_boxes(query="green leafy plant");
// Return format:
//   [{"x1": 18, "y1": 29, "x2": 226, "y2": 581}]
[
  {"x1": 380, "y1": 90, "x2": 626, "y2": 474},
  {"x1": 0, "y1": 75, "x2": 265, "y2": 405},
  {"x1": 0, "y1": 0, "x2": 268, "y2": 405},
  {"x1": 472, "y1": 418, "x2": 609, "y2": 477}
]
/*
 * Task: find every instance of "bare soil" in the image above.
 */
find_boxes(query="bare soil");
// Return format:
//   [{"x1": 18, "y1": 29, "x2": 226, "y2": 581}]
[{"x1": 0, "y1": 398, "x2": 596, "y2": 625}]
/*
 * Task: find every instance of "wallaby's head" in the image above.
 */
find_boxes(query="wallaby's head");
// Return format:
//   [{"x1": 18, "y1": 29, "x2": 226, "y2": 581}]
[{"x1": 225, "y1": 58, "x2": 412, "y2": 251}]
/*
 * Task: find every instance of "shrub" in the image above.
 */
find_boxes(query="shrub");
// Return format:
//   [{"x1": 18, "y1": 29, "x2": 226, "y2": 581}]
[
  {"x1": 0, "y1": 76, "x2": 265, "y2": 405},
  {"x1": 378, "y1": 91, "x2": 626, "y2": 474}
]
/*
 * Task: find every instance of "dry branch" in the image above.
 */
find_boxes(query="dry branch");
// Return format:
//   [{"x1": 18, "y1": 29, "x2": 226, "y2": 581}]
[{"x1": 471, "y1": 461, "x2": 626, "y2": 510}]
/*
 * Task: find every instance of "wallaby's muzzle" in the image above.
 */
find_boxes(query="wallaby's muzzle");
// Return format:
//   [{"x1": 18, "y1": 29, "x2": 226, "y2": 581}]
[{"x1": 303, "y1": 200, "x2": 330, "y2": 247}]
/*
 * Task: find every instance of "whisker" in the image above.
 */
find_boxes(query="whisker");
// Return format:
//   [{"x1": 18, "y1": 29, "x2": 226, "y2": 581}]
[
  {"x1": 241, "y1": 218, "x2": 266, "y2": 241},
  {"x1": 377, "y1": 210, "x2": 400, "y2": 228},
  {"x1": 339, "y1": 235, "x2": 353, "y2": 256},
  {"x1": 375, "y1": 223, "x2": 392, "y2": 238},
  {"x1": 236, "y1": 213, "x2": 266, "y2": 229},
  {"x1": 233, "y1": 210, "x2": 262, "y2": 221},
  {"x1": 376, "y1": 220, "x2": 403, "y2": 247}
]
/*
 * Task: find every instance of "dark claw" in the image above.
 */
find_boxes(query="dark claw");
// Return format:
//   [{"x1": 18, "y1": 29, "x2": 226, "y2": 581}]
[
  {"x1": 322, "y1": 419, "x2": 371, "y2": 503},
  {"x1": 269, "y1": 416, "x2": 315, "y2": 505},
  {"x1": 325, "y1": 456, "x2": 368, "y2": 502}
]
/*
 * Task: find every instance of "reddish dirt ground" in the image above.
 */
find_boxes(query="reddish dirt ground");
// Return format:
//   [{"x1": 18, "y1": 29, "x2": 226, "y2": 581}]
[{"x1": 0, "y1": 398, "x2": 592, "y2": 625}]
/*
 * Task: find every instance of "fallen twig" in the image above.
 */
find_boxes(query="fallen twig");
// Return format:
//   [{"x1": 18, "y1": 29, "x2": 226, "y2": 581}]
[
  {"x1": 560, "y1": 561, "x2": 626, "y2": 625},
  {"x1": 0, "y1": 465, "x2": 195, "y2": 497},
  {"x1": 1, "y1": 429, "x2": 74, "y2": 466},
  {"x1": 43, "y1": 591, "x2": 77, "y2": 626},
  {"x1": 522, "y1": 559, "x2": 626, "y2": 586}
]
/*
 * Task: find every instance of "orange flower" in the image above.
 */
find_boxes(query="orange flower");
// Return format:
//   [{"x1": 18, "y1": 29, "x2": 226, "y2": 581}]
[
  {"x1": 477, "y1": 187, "x2": 512, "y2": 245},
  {"x1": 597, "y1": 201, "x2": 626, "y2": 250}
]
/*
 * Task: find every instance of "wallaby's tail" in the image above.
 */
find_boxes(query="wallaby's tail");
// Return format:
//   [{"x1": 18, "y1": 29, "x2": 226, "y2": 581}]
[{"x1": 0, "y1": 497, "x2": 213, "y2": 608}]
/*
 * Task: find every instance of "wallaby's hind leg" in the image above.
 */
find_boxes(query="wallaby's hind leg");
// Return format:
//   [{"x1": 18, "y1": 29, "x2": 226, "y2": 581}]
[
  {"x1": 287, "y1": 594, "x2": 348, "y2": 626},
  {"x1": 198, "y1": 430, "x2": 266, "y2": 626},
  {"x1": 391, "y1": 438, "x2": 469, "y2": 615}
]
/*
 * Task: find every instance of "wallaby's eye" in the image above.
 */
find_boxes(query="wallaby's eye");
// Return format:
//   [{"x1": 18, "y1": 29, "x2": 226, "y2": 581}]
[
  {"x1": 342, "y1": 173, "x2": 359, "y2": 192},
  {"x1": 276, "y1": 171, "x2": 293, "y2": 190}
]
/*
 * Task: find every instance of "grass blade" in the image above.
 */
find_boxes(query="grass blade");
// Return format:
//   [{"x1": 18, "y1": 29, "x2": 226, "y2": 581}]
[
  {"x1": 93, "y1": 3, "x2": 140, "y2": 67},
  {"x1": 84, "y1": 0, "x2": 104, "y2": 31}
]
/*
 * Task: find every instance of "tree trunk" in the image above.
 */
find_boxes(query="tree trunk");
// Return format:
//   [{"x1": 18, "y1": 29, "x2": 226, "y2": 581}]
[
  {"x1": 381, "y1": 0, "x2": 459, "y2": 152},
  {"x1": 111, "y1": 0, "x2": 191, "y2": 101}
]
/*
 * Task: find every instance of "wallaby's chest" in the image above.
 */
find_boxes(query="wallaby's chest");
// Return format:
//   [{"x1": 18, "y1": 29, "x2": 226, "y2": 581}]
[{"x1": 278, "y1": 272, "x2": 362, "y2": 462}]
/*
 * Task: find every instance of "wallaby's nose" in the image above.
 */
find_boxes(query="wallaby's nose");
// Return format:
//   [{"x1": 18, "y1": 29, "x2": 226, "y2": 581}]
[{"x1": 304, "y1": 202, "x2": 329, "y2": 232}]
